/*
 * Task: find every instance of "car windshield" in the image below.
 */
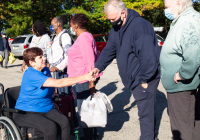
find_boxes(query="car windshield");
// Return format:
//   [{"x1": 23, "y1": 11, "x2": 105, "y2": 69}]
[
  {"x1": 94, "y1": 35, "x2": 108, "y2": 42},
  {"x1": 12, "y1": 37, "x2": 26, "y2": 44}
]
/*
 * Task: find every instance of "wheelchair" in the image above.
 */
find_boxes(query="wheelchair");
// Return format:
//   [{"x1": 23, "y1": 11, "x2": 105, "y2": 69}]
[{"x1": 0, "y1": 83, "x2": 79, "y2": 140}]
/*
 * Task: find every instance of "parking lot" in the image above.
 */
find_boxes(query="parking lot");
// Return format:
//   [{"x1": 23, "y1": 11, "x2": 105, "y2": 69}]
[{"x1": 0, "y1": 58, "x2": 173, "y2": 140}]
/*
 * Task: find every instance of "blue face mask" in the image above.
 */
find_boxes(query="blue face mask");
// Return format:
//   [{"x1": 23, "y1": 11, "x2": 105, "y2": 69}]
[
  {"x1": 70, "y1": 27, "x2": 76, "y2": 36},
  {"x1": 164, "y1": 8, "x2": 176, "y2": 20},
  {"x1": 50, "y1": 25, "x2": 55, "y2": 32}
]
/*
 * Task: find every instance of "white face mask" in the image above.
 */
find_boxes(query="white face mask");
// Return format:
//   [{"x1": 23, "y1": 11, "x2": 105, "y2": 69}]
[
  {"x1": 2, "y1": 35, "x2": 5, "y2": 38},
  {"x1": 70, "y1": 27, "x2": 76, "y2": 36}
]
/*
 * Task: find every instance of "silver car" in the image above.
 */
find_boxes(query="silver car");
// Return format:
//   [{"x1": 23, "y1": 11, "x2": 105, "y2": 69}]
[{"x1": 10, "y1": 34, "x2": 33, "y2": 57}]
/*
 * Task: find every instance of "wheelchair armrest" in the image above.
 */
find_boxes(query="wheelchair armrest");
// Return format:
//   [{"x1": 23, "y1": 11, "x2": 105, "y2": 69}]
[{"x1": 0, "y1": 108, "x2": 25, "y2": 113}]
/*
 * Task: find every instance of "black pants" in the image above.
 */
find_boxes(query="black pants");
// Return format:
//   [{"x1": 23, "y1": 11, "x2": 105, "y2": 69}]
[
  {"x1": 132, "y1": 78, "x2": 159, "y2": 140},
  {"x1": 13, "y1": 108, "x2": 71, "y2": 140},
  {"x1": 167, "y1": 90, "x2": 196, "y2": 140}
]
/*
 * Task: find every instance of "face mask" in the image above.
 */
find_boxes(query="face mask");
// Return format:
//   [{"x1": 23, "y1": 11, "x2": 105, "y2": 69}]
[
  {"x1": 110, "y1": 16, "x2": 123, "y2": 28},
  {"x1": 70, "y1": 27, "x2": 76, "y2": 36},
  {"x1": 164, "y1": 8, "x2": 175, "y2": 20},
  {"x1": 50, "y1": 25, "x2": 55, "y2": 32}
]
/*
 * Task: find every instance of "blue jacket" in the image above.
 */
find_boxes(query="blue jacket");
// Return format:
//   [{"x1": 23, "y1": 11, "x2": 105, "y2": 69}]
[
  {"x1": 95, "y1": 9, "x2": 160, "y2": 90},
  {"x1": 0, "y1": 37, "x2": 4, "y2": 51}
]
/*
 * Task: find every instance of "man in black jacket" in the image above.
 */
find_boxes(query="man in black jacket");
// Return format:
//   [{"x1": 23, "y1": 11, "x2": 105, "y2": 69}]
[
  {"x1": 1, "y1": 32, "x2": 10, "y2": 69},
  {"x1": 91, "y1": 0, "x2": 160, "y2": 140}
]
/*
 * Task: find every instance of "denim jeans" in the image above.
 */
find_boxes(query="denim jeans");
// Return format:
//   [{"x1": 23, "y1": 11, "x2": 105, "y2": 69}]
[
  {"x1": 75, "y1": 78, "x2": 99, "y2": 140},
  {"x1": 132, "y1": 78, "x2": 159, "y2": 140},
  {"x1": 55, "y1": 68, "x2": 69, "y2": 94},
  {"x1": 76, "y1": 78, "x2": 100, "y2": 114}
]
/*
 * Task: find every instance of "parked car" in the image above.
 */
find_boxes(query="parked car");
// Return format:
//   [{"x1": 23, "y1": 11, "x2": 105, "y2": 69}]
[
  {"x1": 93, "y1": 34, "x2": 108, "y2": 53},
  {"x1": 10, "y1": 34, "x2": 33, "y2": 57},
  {"x1": 156, "y1": 34, "x2": 164, "y2": 48}
]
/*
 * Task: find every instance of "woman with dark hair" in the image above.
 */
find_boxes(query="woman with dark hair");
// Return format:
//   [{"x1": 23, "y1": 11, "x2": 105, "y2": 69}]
[
  {"x1": 14, "y1": 47, "x2": 93, "y2": 140},
  {"x1": 21, "y1": 21, "x2": 51, "y2": 71},
  {"x1": 68, "y1": 13, "x2": 102, "y2": 140}
]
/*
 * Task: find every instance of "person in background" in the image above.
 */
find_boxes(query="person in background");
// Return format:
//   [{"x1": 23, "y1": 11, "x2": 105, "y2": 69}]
[
  {"x1": 160, "y1": 0, "x2": 200, "y2": 140},
  {"x1": 0, "y1": 36, "x2": 4, "y2": 68},
  {"x1": 49, "y1": 16, "x2": 72, "y2": 94},
  {"x1": 68, "y1": 13, "x2": 102, "y2": 140},
  {"x1": 1, "y1": 32, "x2": 10, "y2": 69},
  {"x1": 8, "y1": 35, "x2": 14, "y2": 48},
  {"x1": 91, "y1": 0, "x2": 160, "y2": 140},
  {"x1": 13, "y1": 47, "x2": 94, "y2": 140},
  {"x1": 21, "y1": 21, "x2": 51, "y2": 71}
]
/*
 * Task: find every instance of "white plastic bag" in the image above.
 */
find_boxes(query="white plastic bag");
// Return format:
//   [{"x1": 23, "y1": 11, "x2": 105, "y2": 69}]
[
  {"x1": 80, "y1": 91, "x2": 109, "y2": 128},
  {"x1": 98, "y1": 92, "x2": 113, "y2": 113}
]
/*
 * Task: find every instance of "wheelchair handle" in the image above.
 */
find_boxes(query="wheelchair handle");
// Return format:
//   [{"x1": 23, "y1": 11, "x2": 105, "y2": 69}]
[{"x1": 0, "y1": 83, "x2": 4, "y2": 95}]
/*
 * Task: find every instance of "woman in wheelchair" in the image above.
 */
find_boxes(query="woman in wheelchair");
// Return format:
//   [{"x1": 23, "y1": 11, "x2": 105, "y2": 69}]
[{"x1": 12, "y1": 47, "x2": 94, "y2": 140}]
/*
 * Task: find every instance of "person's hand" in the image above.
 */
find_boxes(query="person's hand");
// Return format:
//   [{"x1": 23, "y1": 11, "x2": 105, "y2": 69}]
[
  {"x1": 90, "y1": 68, "x2": 100, "y2": 78},
  {"x1": 50, "y1": 67, "x2": 58, "y2": 72},
  {"x1": 46, "y1": 63, "x2": 50, "y2": 68},
  {"x1": 141, "y1": 83, "x2": 148, "y2": 89},
  {"x1": 84, "y1": 72, "x2": 95, "y2": 81},
  {"x1": 21, "y1": 63, "x2": 26, "y2": 72},
  {"x1": 174, "y1": 72, "x2": 182, "y2": 84}
]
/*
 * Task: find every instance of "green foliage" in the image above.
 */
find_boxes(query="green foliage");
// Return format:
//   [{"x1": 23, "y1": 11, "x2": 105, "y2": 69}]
[
  {"x1": 5, "y1": 0, "x2": 33, "y2": 37},
  {"x1": 64, "y1": 0, "x2": 110, "y2": 34},
  {"x1": 2, "y1": 0, "x2": 200, "y2": 37}
]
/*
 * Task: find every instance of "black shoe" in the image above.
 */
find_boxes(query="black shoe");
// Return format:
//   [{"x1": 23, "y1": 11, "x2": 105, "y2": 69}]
[
  {"x1": 5, "y1": 66, "x2": 7, "y2": 69},
  {"x1": 0, "y1": 64, "x2": 3, "y2": 68}
]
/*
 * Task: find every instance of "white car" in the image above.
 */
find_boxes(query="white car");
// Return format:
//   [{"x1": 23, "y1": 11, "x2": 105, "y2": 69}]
[{"x1": 10, "y1": 34, "x2": 33, "y2": 57}]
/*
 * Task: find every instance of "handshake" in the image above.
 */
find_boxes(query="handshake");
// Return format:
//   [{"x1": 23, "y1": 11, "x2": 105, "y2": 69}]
[{"x1": 84, "y1": 68, "x2": 100, "y2": 82}]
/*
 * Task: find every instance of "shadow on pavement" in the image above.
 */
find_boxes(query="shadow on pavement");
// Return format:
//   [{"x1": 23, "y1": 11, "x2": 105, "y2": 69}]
[
  {"x1": 155, "y1": 90, "x2": 168, "y2": 138},
  {"x1": 7, "y1": 64, "x2": 22, "y2": 68},
  {"x1": 98, "y1": 82, "x2": 132, "y2": 139}
]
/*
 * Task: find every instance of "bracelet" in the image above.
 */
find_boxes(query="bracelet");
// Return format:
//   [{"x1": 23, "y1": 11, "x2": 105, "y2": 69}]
[{"x1": 89, "y1": 83, "x2": 95, "y2": 86}]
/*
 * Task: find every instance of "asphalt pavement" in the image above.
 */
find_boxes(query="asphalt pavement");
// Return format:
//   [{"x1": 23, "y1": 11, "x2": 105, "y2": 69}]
[{"x1": 0, "y1": 58, "x2": 173, "y2": 140}]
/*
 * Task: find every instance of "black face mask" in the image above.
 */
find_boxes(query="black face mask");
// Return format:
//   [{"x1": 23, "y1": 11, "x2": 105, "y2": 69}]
[{"x1": 110, "y1": 16, "x2": 123, "y2": 28}]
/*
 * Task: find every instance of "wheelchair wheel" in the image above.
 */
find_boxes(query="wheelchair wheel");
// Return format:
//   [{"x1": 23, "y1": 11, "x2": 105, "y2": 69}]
[{"x1": 0, "y1": 116, "x2": 21, "y2": 140}]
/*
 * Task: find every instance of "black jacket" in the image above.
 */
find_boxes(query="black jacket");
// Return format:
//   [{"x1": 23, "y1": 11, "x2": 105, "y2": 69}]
[
  {"x1": 3, "y1": 37, "x2": 10, "y2": 51},
  {"x1": 0, "y1": 37, "x2": 4, "y2": 51},
  {"x1": 95, "y1": 9, "x2": 160, "y2": 90}
]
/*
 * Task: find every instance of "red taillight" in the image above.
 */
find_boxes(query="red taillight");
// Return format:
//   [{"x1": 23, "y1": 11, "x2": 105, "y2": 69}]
[
  {"x1": 160, "y1": 41, "x2": 163, "y2": 46},
  {"x1": 24, "y1": 44, "x2": 29, "y2": 49}
]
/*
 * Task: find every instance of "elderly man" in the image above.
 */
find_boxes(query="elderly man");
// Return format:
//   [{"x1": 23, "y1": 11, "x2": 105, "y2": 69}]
[
  {"x1": 91, "y1": 0, "x2": 160, "y2": 140},
  {"x1": 160, "y1": 0, "x2": 200, "y2": 139}
]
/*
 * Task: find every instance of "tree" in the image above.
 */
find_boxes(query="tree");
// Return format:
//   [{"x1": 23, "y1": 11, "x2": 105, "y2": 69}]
[
  {"x1": 2, "y1": 0, "x2": 199, "y2": 37},
  {"x1": 3, "y1": 0, "x2": 68, "y2": 37},
  {"x1": 5, "y1": 0, "x2": 33, "y2": 37},
  {"x1": 64, "y1": 0, "x2": 110, "y2": 34}
]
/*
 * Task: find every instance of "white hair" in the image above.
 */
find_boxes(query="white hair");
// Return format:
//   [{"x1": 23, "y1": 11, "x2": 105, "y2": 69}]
[
  {"x1": 178, "y1": 0, "x2": 193, "y2": 13},
  {"x1": 104, "y1": 0, "x2": 127, "y2": 15}
]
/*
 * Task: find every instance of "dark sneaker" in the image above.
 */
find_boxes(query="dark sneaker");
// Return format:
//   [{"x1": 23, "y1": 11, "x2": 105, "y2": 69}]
[{"x1": 5, "y1": 66, "x2": 7, "y2": 69}]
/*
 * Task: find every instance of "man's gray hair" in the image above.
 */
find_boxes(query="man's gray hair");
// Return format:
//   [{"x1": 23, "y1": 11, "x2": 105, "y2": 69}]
[
  {"x1": 104, "y1": 0, "x2": 127, "y2": 14},
  {"x1": 178, "y1": 0, "x2": 193, "y2": 13}
]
